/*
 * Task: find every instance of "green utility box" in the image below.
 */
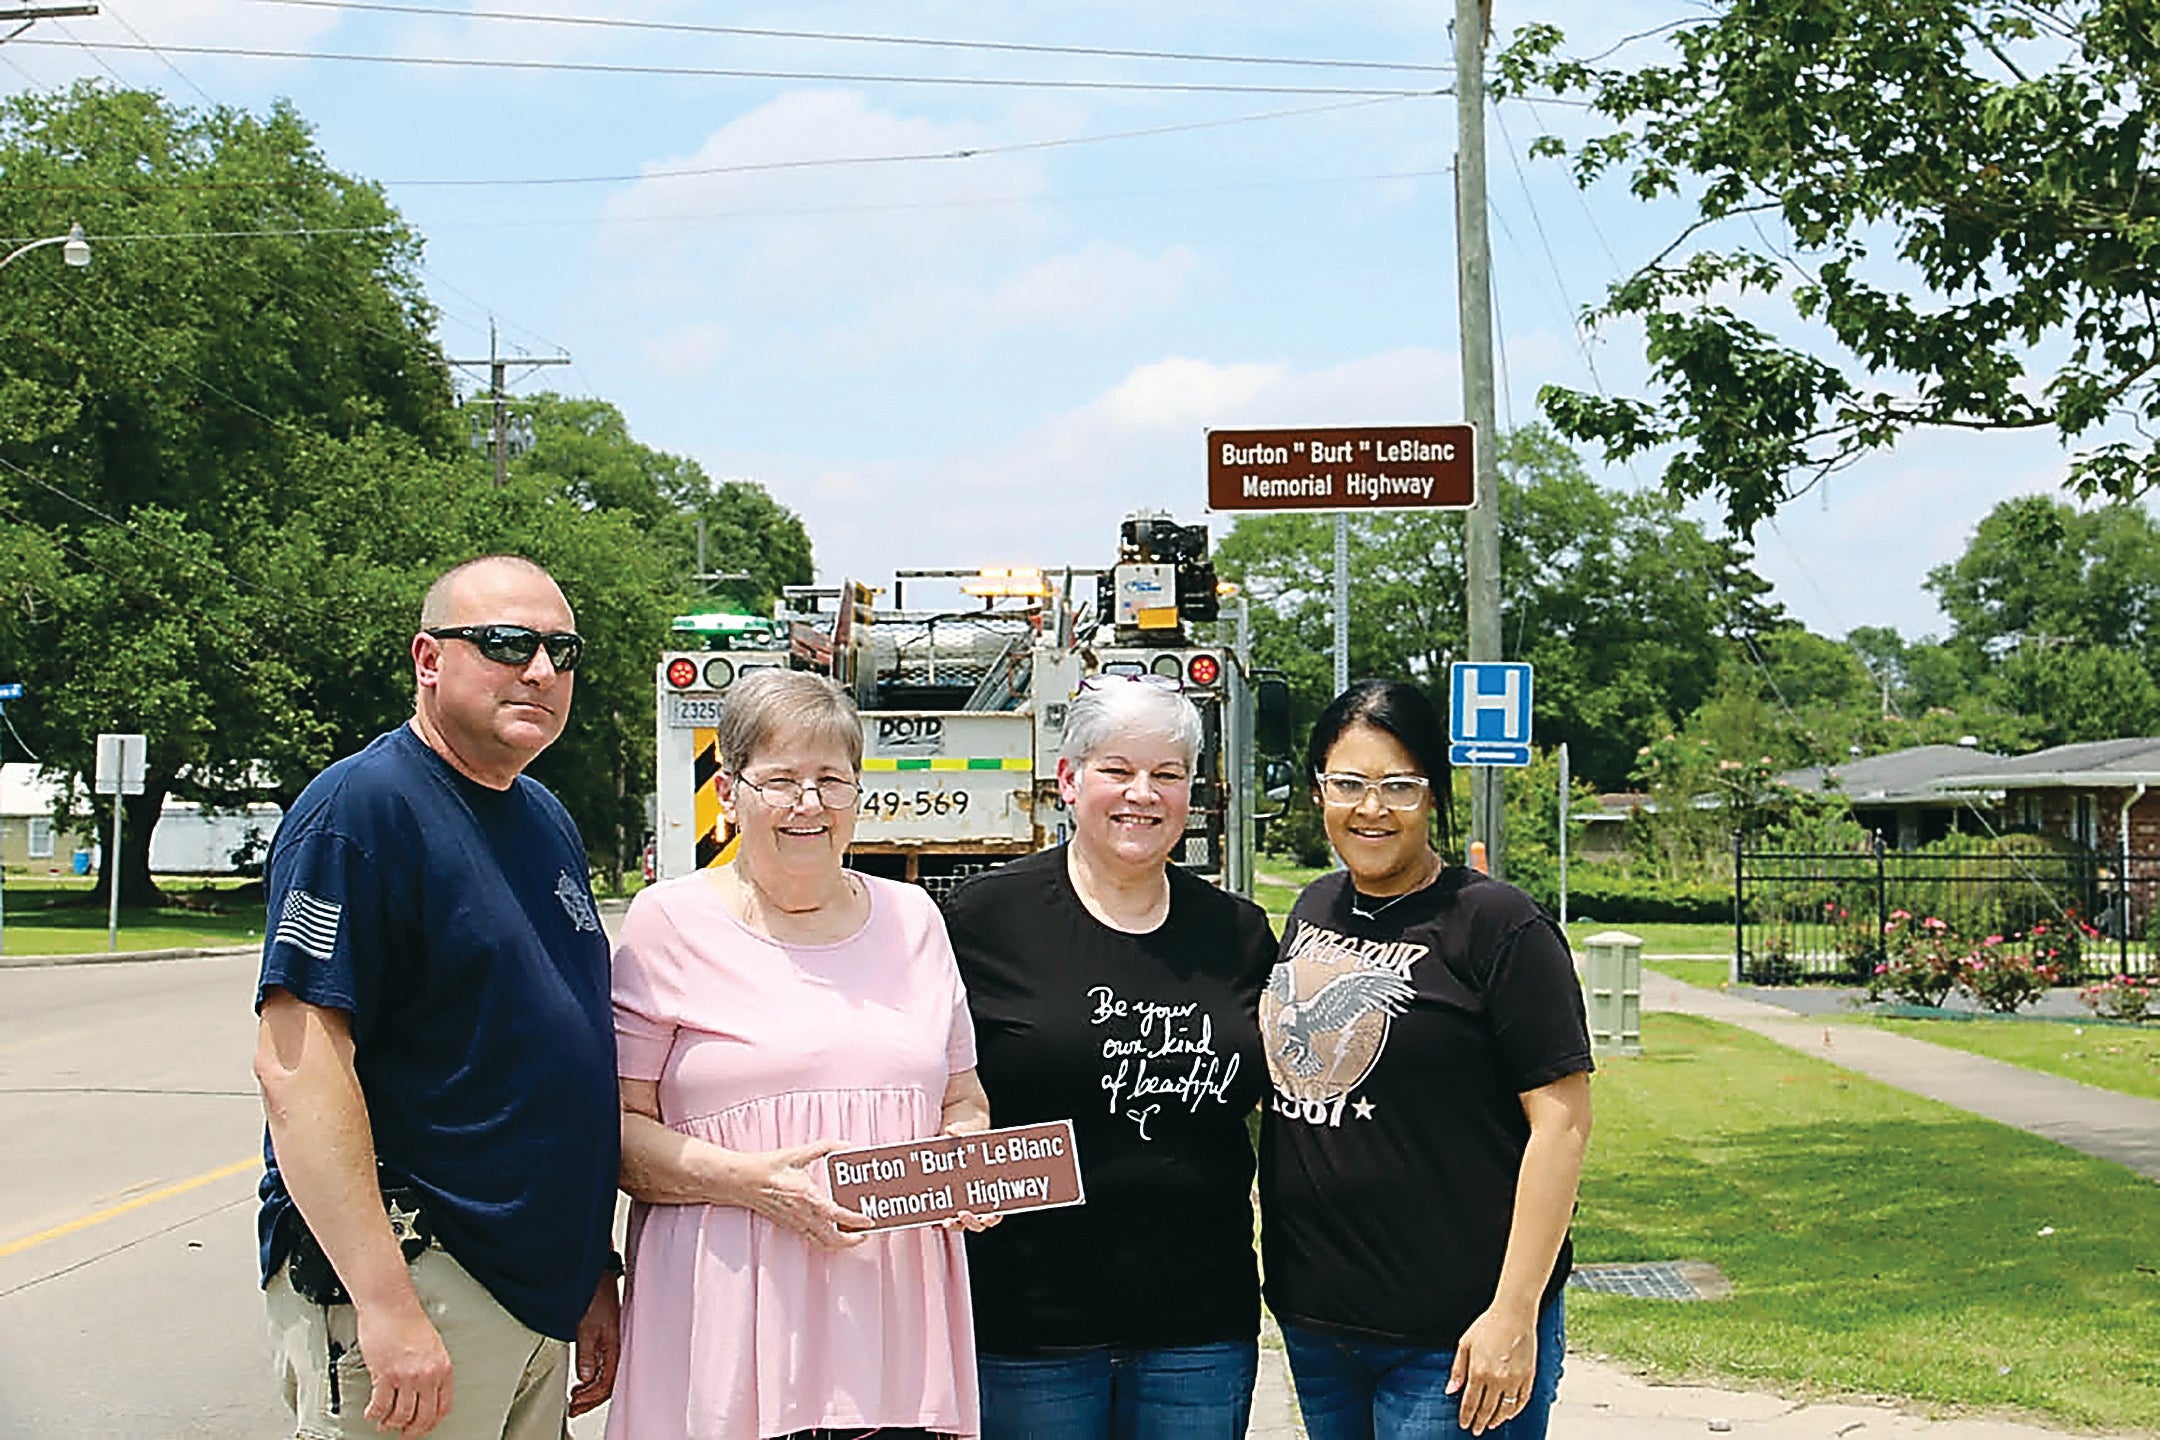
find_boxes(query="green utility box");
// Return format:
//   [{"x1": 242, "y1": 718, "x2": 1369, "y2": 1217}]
[{"x1": 1581, "y1": 929, "x2": 1643, "y2": 1056}]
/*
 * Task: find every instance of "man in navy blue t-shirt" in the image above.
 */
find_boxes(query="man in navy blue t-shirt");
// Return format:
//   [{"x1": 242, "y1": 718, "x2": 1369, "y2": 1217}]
[{"x1": 253, "y1": 555, "x2": 621, "y2": 1439}]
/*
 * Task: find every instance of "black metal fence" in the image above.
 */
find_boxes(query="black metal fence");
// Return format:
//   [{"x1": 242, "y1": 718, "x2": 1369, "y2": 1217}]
[{"x1": 1733, "y1": 834, "x2": 2160, "y2": 984}]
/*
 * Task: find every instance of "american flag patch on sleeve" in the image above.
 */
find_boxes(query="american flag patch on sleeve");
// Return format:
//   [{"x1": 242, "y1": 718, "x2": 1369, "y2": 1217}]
[{"x1": 276, "y1": 888, "x2": 343, "y2": 963}]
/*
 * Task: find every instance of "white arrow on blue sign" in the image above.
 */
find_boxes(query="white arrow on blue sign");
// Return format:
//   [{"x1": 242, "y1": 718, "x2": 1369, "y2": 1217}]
[
  {"x1": 1448, "y1": 661, "x2": 1532, "y2": 768},
  {"x1": 0, "y1": 683, "x2": 22, "y2": 702}
]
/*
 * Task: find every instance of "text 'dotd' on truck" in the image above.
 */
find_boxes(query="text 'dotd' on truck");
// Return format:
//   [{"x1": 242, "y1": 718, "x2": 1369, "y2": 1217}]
[{"x1": 654, "y1": 513, "x2": 1293, "y2": 899}]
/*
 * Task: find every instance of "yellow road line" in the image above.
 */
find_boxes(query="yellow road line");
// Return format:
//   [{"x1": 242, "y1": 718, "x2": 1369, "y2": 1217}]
[{"x1": 0, "y1": 1156, "x2": 257, "y2": 1259}]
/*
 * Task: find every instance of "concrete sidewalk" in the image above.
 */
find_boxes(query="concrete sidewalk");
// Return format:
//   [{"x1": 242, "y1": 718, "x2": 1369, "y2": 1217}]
[
  {"x1": 1249, "y1": 1336, "x2": 2114, "y2": 1440},
  {"x1": 1644, "y1": 970, "x2": 2160, "y2": 1183}
]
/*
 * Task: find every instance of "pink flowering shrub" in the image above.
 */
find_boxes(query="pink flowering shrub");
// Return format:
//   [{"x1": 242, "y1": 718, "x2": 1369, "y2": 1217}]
[
  {"x1": 2078, "y1": 974, "x2": 2158, "y2": 1022},
  {"x1": 1870, "y1": 912, "x2": 1965, "y2": 1007},
  {"x1": 1870, "y1": 914, "x2": 2065, "y2": 1012}
]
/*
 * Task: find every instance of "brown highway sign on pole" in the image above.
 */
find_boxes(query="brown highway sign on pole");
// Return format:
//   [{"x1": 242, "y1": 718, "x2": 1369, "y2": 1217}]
[{"x1": 1206, "y1": 425, "x2": 1476, "y2": 513}]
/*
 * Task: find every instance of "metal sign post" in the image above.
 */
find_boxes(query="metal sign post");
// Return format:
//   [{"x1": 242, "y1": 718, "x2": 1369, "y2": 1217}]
[
  {"x1": 1206, "y1": 421, "x2": 1478, "y2": 760},
  {"x1": 0, "y1": 682, "x2": 18, "y2": 957},
  {"x1": 94, "y1": 732, "x2": 146, "y2": 952}
]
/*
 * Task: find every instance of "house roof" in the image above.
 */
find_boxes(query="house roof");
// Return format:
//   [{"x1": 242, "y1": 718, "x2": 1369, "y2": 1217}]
[
  {"x1": 1932, "y1": 736, "x2": 2160, "y2": 791},
  {"x1": 1777, "y1": 744, "x2": 2008, "y2": 806}
]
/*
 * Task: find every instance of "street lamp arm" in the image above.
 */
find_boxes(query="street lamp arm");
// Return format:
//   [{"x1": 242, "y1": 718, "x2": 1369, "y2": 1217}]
[{"x1": 0, "y1": 223, "x2": 90, "y2": 271}]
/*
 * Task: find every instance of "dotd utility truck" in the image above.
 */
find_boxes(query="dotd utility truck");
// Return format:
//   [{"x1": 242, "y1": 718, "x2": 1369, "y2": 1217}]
[{"x1": 652, "y1": 513, "x2": 1290, "y2": 899}]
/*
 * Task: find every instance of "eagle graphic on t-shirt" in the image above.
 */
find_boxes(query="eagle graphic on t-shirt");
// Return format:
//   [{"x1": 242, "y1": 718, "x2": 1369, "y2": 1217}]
[
  {"x1": 1265, "y1": 965, "x2": 1413, "y2": 1078},
  {"x1": 1261, "y1": 923, "x2": 1427, "y2": 1106}
]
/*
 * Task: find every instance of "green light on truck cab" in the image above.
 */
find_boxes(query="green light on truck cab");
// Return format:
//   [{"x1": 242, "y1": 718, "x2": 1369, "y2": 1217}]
[{"x1": 670, "y1": 610, "x2": 781, "y2": 650}]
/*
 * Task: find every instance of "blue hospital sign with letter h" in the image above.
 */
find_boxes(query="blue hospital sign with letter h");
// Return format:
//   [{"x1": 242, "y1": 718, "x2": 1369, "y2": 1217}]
[{"x1": 1447, "y1": 662, "x2": 1533, "y2": 767}]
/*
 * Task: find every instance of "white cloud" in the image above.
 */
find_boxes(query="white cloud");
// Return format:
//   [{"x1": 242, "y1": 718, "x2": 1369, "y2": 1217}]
[
  {"x1": 599, "y1": 89, "x2": 1048, "y2": 290},
  {"x1": 641, "y1": 320, "x2": 730, "y2": 378},
  {"x1": 1742, "y1": 430, "x2": 2077, "y2": 642},
  {"x1": 590, "y1": 91, "x2": 1200, "y2": 371},
  {"x1": 722, "y1": 345, "x2": 1474, "y2": 585},
  {"x1": 827, "y1": 242, "x2": 1198, "y2": 364}
]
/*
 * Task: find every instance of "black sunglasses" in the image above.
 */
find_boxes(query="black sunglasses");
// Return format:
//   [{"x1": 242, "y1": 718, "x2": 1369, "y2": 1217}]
[{"x1": 425, "y1": 624, "x2": 585, "y2": 672}]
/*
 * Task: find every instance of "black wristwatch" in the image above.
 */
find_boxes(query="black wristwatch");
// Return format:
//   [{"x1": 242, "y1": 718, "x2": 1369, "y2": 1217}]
[{"x1": 602, "y1": 1248, "x2": 626, "y2": 1278}]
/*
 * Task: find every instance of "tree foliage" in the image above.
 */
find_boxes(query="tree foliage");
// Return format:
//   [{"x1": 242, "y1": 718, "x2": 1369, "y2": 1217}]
[
  {"x1": 0, "y1": 86, "x2": 813, "y2": 898},
  {"x1": 1215, "y1": 425, "x2": 1779, "y2": 803},
  {"x1": 1501, "y1": 0, "x2": 2160, "y2": 532}
]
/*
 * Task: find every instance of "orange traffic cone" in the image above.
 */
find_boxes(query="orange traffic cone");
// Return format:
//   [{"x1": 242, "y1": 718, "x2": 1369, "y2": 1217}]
[{"x1": 1468, "y1": 840, "x2": 1490, "y2": 874}]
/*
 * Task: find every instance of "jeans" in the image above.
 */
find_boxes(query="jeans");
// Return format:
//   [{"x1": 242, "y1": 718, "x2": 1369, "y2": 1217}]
[
  {"x1": 977, "y1": 1340, "x2": 1259, "y2": 1440},
  {"x1": 1279, "y1": 1294, "x2": 1566, "y2": 1440}
]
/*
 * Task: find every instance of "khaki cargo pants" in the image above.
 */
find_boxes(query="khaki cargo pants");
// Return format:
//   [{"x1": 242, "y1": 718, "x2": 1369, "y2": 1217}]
[{"x1": 267, "y1": 1245, "x2": 570, "y2": 1440}]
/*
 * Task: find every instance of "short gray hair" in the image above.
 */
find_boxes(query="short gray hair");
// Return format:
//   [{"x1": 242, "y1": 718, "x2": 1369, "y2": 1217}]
[
  {"x1": 715, "y1": 669, "x2": 863, "y2": 774},
  {"x1": 1059, "y1": 677, "x2": 1203, "y2": 770}
]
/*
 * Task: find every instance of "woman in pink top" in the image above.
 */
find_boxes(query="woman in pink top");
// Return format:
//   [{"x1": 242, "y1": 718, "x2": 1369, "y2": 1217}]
[{"x1": 608, "y1": 669, "x2": 994, "y2": 1440}]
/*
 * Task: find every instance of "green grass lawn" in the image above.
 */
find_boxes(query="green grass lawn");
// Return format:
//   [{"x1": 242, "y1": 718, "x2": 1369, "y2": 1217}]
[
  {"x1": 1853, "y1": 1014, "x2": 2160, "y2": 1104},
  {"x1": 1644, "y1": 958, "x2": 1731, "y2": 989},
  {"x1": 1251, "y1": 867, "x2": 1736, "y2": 963},
  {"x1": 1566, "y1": 921, "x2": 1729, "y2": 956},
  {"x1": 1574, "y1": 1013, "x2": 2160, "y2": 1431},
  {"x1": 0, "y1": 872, "x2": 263, "y2": 955}
]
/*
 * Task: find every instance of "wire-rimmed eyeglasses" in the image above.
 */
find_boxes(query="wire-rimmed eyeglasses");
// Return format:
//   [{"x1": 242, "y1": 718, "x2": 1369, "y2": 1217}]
[{"x1": 732, "y1": 774, "x2": 861, "y2": 809}]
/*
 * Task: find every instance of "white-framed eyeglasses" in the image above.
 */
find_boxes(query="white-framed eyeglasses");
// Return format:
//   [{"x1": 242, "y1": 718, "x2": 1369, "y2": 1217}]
[
  {"x1": 1315, "y1": 771, "x2": 1432, "y2": 810},
  {"x1": 733, "y1": 774, "x2": 861, "y2": 809}
]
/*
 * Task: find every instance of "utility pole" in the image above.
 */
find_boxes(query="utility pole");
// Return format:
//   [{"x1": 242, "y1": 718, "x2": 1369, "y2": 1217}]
[
  {"x1": 1456, "y1": 0, "x2": 1505, "y2": 877},
  {"x1": 447, "y1": 319, "x2": 570, "y2": 488},
  {"x1": 1333, "y1": 514, "x2": 1350, "y2": 694}
]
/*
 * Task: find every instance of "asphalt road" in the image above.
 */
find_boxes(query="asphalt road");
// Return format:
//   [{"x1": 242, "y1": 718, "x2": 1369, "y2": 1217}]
[{"x1": 0, "y1": 953, "x2": 285, "y2": 1437}]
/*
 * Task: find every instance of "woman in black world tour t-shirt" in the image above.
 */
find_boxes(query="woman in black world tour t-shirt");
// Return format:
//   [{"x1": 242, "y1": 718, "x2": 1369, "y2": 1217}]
[
  {"x1": 1259, "y1": 681, "x2": 1593, "y2": 1440},
  {"x1": 945, "y1": 676, "x2": 1276, "y2": 1440}
]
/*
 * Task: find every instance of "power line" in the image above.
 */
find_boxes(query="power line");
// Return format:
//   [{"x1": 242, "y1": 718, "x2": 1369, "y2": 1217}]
[
  {"x1": 2, "y1": 223, "x2": 396, "y2": 243},
  {"x1": 101, "y1": 0, "x2": 214, "y2": 104},
  {"x1": 9, "y1": 37, "x2": 1440, "y2": 96},
  {"x1": 242, "y1": 0, "x2": 1454, "y2": 75},
  {"x1": 7, "y1": 93, "x2": 1429, "y2": 192},
  {"x1": 400, "y1": 163, "x2": 1456, "y2": 234}
]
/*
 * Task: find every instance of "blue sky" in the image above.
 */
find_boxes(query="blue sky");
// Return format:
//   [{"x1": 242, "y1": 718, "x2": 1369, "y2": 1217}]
[{"x1": 1, "y1": 0, "x2": 2091, "y2": 643}]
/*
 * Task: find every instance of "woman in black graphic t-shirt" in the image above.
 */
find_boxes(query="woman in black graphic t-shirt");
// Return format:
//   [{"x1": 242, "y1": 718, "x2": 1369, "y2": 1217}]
[
  {"x1": 945, "y1": 674, "x2": 1277, "y2": 1440},
  {"x1": 1258, "y1": 681, "x2": 1594, "y2": 1440}
]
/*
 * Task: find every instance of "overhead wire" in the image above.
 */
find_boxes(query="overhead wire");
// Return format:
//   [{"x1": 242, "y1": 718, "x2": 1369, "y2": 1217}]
[
  {"x1": 245, "y1": 0, "x2": 1455, "y2": 75},
  {"x1": 42, "y1": 18, "x2": 130, "y2": 86},
  {"x1": 102, "y1": 1, "x2": 217, "y2": 106},
  {"x1": 9, "y1": 93, "x2": 1428, "y2": 193},
  {"x1": 8, "y1": 38, "x2": 1442, "y2": 97}
]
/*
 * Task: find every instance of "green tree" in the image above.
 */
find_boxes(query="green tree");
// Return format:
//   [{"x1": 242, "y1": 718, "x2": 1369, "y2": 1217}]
[
  {"x1": 497, "y1": 394, "x2": 814, "y2": 884},
  {"x1": 1501, "y1": 2, "x2": 2160, "y2": 533},
  {"x1": 1926, "y1": 495, "x2": 2160, "y2": 658},
  {"x1": 0, "y1": 83, "x2": 457, "y2": 904},
  {"x1": 1214, "y1": 426, "x2": 1776, "y2": 795},
  {"x1": 0, "y1": 88, "x2": 815, "y2": 902},
  {"x1": 508, "y1": 393, "x2": 813, "y2": 612}
]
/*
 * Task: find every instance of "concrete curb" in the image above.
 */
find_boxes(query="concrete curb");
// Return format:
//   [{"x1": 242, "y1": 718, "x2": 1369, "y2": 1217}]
[{"x1": 0, "y1": 942, "x2": 260, "y2": 970}]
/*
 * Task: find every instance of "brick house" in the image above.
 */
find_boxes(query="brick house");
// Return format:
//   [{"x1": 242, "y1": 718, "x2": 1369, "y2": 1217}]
[
  {"x1": 1931, "y1": 737, "x2": 2160, "y2": 854},
  {"x1": 1776, "y1": 743, "x2": 2007, "y2": 851},
  {"x1": 1932, "y1": 737, "x2": 2160, "y2": 939}
]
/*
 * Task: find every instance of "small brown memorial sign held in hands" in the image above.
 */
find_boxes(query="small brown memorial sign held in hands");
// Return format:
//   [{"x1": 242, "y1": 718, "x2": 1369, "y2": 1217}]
[
  {"x1": 1206, "y1": 425, "x2": 1476, "y2": 513},
  {"x1": 826, "y1": 1120, "x2": 1085, "y2": 1233}
]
